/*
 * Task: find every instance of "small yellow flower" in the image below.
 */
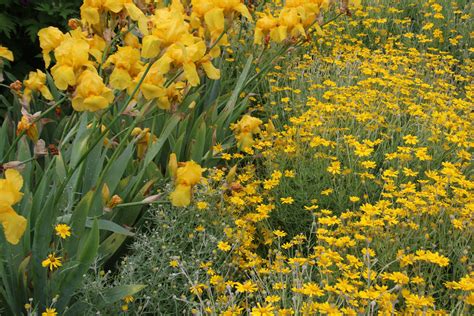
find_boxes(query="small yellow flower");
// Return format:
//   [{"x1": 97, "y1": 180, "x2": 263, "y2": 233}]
[
  {"x1": 217, "y1": 241, "x2": 232, "y2": 252},
  {"x1": 123, "y1": 295, "x2": 134, "y2": 304},
  {"x1": 251, "y1": 303, "x2": 274, "y2": 316},
  {"x1": 196, "y1": 201, "x2": 208, "y2": 210},
  {"x1": 236, "y1": 280, "x2": 258, "y2": 293},
  {"x1": 273, "y1": 230, "x2": 287, "y2": 238},
  {"x1": 327, "y1": 161, "x2": 341, "y2": 175},
  {"x1": 349, "y1": 196, "x2": 360, "y2": 202},
  {"x1": 280, "y1": 197, "x2": 294, "y2": 204},
  {"x1": 321, "y1": 188, "x2": 333, "y2": 196},
  {"x1": 42, "y1": 253, "x2": 62, "y2": 271},
  {"x1": 42, "y1": 308, "x2": 57, "y2": 316},
  {"x1": 55, "y1": 224, "x2": 71, "y2": 239}
]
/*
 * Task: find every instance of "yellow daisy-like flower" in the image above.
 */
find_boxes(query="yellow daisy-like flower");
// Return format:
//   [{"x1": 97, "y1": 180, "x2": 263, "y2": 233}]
[
  {"x1": 41, "y1": 253, "x2": 63, "y2": 271},
  {"x1": 217, "y1": 241, "x2": 232, "y2": 252},
  {"x1": 55, "y1": 223, "x2": 71, "y2": 239},
  {"x1": 42, "y1": 308, "x2": 57, "y2": 316}
]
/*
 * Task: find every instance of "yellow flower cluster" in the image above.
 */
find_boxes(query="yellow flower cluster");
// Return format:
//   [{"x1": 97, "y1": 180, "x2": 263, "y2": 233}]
[
  {"x1": 30, "y1": 0, "x2": 264, "y2": 112},
  {"x1": 182, "y1": 1, "x2": 473, "y2": 313},
  {"x1": 254, "y1": 0, "x2": 328, "y2": 45}
]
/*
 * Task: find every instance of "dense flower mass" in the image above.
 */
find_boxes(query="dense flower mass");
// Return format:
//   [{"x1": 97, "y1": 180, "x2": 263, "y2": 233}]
[
  {"x1": 163, "y1": 1, "x2": 472, "y2": 314},
  {"x1": 0, "y1": 0, "x2": 471, "y2": 314}
]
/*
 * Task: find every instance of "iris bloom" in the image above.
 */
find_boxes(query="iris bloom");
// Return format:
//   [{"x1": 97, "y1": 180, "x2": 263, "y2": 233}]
[
  {"x1": 138, "y1": 3, "x2": 189, "y2": 49},
  {"x1": 50, "y1": 31, "x2": 92, "y2": 90},
  {"x1": 155, "y1": 38, "x2": 220, "y2": 86},
  {"x1": 37, "y1": 27, "x2": 64, "y2": 67},
  {"x1": 131, "y1": 128, "x2": 157, "y2": 159},
  {"x1": 81, "y1": 0, "x2": 144, "y2": 25},
  {"x1": 231, "y1": 115, "x2": 263, "y2": 149},
  {"x1": 105, "y1": 46, "x2": 143, "y2": 90},
  {"x1": 0, "y1": 169, "x2": 27, "y2": 245},
  {"x1": 170, "y1": 160, "x2": 203, "y2": 207},
  {"x1": 23, "y1": 69, "x2": 54, "y2": 102},
  {"x1": 17, "y1": 115, "x2": 39, "y2": 142},
  {"x1": 72, "y1": 70, "x2": 114, "y2": 112}
]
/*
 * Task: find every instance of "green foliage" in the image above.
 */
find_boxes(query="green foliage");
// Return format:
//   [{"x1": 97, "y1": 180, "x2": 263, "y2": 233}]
[
  {"x1": 78, "y1": 204, "x2": 229, "y2": 314},
  {"x1": 0, "y1": 0, "x2": 81, "y2": 77}
]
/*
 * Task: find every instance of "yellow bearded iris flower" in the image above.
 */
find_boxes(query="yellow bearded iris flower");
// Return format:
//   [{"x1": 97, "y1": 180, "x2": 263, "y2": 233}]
[
  {"x1": 23, "y1": 69, "x2": 54, "y2": 102},
  {"x1": 232, "y1": 115, "x2": 263, "y2": 149},
  {"x1": 105, "y1": 46, "x2": 143, "y2": 90},
  {"x1": 155, "y1": 38, "x2": 219, "y2": 86},
  {"x1": 169, "y1": 160, "x2": 203, "y2": 207},
  {"x1": 17, "y1": 115, "x2": 39, "y2": 142},
  {"x1": 71, "y1": 70, "x2": 114, "y2": 112},
  {"x1": 50, "y1": 32, "x2": 92, "y2": 90},
  {"x1": 0, "y1": 169, "x2": 27, "y2": 245},
  {"x1": 131, "y1": 128, "x2": 157, "y2": 159},
  {"x1": 254, "y1": 14, "x2": 278, "y2": 44},
  {"x1": 37, "y1": 27, "x2": 64, "y2": 67},
  {"x1": 81, "y1": 0, "x2": 144, "y2": 25},
  {"x1": 138, "y1": 3, "x2": 189, "y2": 49}
]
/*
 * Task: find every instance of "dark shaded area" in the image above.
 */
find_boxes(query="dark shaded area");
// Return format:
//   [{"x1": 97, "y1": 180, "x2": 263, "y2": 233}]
[{"x1": 0, "y1": 0, "x2": 81, "y2": 79}]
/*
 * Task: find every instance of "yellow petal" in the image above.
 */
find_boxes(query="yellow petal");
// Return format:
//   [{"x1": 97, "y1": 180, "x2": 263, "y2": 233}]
[
  {"x1": 154, "y1": 55, "x2": 173, "y2": 75},
  {"x1": 0, "y1": 169, "x2": 24, "y2": 206},
  {"x1": 51, "y1": 65, "x2": 76, "y2": 90},
  {"x1": 104, "y1": 0, "x2": 123, "y2": 13},
  {"x1": 37, "y1": 27, "x2": 64, "y2": 53},
  {"x1": 40, "y1": 86, "x2": 54, "y2": 101},
  {"x1": 170, "y1": 184, "x2": 192, "y2": 207},
  {"x1": 80, "y1": 6, "x2": 100, "y2": 25},
  {"x1": 235, "y1": 3, "x2": 253, "y2": 21},
  {"x1": 237, "y1": 132, "x2": 254, "y2": 149},
  {"x1": 140, "y1": 83, "x2": 165, "y2": 100},
  {"x1": 204, "y1": 8, "x2": 225, "y2": 36},
  {"x1": 183, "y1": 62, "x2": 200, "y2": 86},
  {"x1": 71, "y1": 97, "x2": 86, "y2": 112},
  {"x1": 254, "y1": 28, "x2": 264, "y2": 45},
  {"x1": 0, "y1": 202, "x2": 27, "y2": 245},
  {"x1": 124, "y1": 3, "x2": 144, "y2": 21},
  {"x1": 176, "y1": 161, "x2": 203, "y2": 186},
  {"x1": 82, "y1": 95, "x2": 111, "y2": 112},
  {"x1": 0, "y1": 46, "x2": 14, "y2": 61},
  {"x1": 202, "y1": 61, "x2": 220, "y2": 80},
  {"x1": 168, "y1": 153, "x2": 178, "y2": 180},
  {"x1": 141, "y1": 35, "x2": 161, "y2": 59},
  {"x1": 42, "y1": 53, "x2": 52, "y2": 68},
  {"x1": 5, "y1": 169, "x2": 23, "y2": 193},
  {"x1": 110, "y1": 68, "x2": 132, "y2": 90}
]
